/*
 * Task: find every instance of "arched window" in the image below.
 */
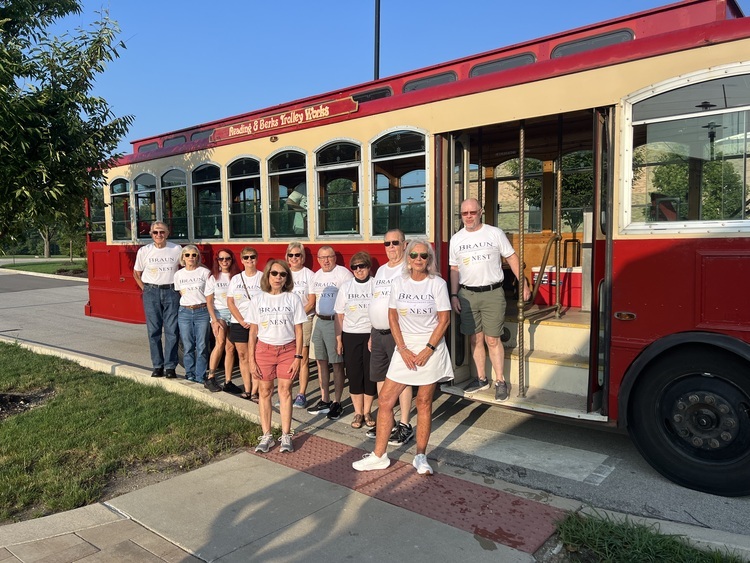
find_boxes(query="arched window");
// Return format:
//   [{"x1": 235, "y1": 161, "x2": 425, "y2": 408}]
[
  {"x1": 316, "y1": 142, "x2": 361, "y2": 235},
  {"x1": 134, "y1": 173, "x2": 156, "y2": 238},
  {"x1": 109, "y1": 179, "x2": 131, "y2": 241},
  {"x1": 268, "y1": 151, "x2": 306, "y2": 237},
  {"x1": 192, "y1": 164, "x2": 222, "y2": 239},
  {"x1": 228, "y1": 158, "x2": 261, "y2": 238},
  {"x1": 161, "y1": 169, "x2": 188, "y2": 239},
  {"x1": 371, "y1": 130, "x2": 426, "y2": 235}
]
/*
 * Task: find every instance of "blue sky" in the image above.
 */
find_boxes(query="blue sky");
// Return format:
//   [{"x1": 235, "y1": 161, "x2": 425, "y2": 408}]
[{"x1": 55, "y1": 0, "x2": 748, "y2": 153}]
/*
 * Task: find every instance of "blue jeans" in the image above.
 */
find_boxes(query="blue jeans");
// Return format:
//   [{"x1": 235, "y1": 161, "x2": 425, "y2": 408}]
[
  {"x1": 142, "y1": 285, "x2": 180, "y2": 370},
  {"x1": 178, "y1": 306, "x2": 210, "y2": 382}
]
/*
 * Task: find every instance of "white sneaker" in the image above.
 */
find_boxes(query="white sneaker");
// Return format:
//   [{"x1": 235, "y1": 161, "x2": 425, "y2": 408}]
[
  {"x1": 352, "y1": 452, "x2": 390, "y2": 472},
  {"x1": 279, "y1": 433, "x2": 294, "y2": 453},
  {"x1": 255, "y1": 433, "x2": 275, "y2": 453},
  {"x1": 412, "y1": 453, "x2": 433, "y2": 475}
]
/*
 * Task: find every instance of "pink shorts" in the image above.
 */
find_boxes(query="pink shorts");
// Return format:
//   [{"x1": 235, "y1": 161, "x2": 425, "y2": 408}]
[{"x1": 255, "y1": 340, "x2": 297, "y2": 381}]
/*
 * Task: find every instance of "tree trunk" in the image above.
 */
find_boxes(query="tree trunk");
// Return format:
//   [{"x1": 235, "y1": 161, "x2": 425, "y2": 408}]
[{"x1": 38, "y1": 227, "x2": 51, "y2": 258}]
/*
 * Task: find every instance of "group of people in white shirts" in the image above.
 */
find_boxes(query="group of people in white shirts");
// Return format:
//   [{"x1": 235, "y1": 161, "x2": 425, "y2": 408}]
[{"x1": 135, "y1": 198, "x2": 524, "y2": 476}]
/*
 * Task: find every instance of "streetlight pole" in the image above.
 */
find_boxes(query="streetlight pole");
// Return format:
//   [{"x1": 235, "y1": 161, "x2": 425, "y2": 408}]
[{"x1": 374, "y1": 0, "x2": 381, "y2": 80}]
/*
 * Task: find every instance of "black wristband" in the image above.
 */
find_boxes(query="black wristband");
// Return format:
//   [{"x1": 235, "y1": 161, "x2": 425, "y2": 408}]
[
  {"x1": 450, "y1": 293, "x2": 458, "y2": 298},
  {"x1": 426, "y1": 343, "x2": 436, "y2": 351},
  {"x1": 294, "y1": 354, "x2": 303, "y2": 359}
]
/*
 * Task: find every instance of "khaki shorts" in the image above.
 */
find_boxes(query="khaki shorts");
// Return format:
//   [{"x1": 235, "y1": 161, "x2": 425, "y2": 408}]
[
  {"x1": 310, "y1": 317, "x2": 342, "y2": 363},
  {"x1": 457, "y1": 286, "x2": 506, "y2": 337},
  {"x1": 302, "y1": 316, "x2": 313, "y2": 347}
]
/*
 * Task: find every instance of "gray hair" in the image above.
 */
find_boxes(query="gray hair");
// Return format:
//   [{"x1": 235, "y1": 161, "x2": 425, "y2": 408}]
[{"x1": 403, "y1": 239, "x2": 438, "y2": 277}]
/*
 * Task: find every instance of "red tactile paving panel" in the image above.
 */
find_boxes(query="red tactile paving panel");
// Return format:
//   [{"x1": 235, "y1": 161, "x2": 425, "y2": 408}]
[{"x1": 253, "y1": 432, "x2": 565, "y2": 554}]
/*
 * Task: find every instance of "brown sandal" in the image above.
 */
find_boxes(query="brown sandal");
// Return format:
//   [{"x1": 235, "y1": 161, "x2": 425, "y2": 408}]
[
  {"x1": 364, "y1": 413, "x2": 376, "y2": 427},
  {"x1": 351, "y1": 414, "x2": 365, "y2": 429}
]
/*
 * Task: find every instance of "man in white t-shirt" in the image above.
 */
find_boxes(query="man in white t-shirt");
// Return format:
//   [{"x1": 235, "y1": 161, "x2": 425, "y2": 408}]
[
  {"x1": 449, "y1": 198, "x2": 530, "y2": 401},
  {"x1": 133, "y1": 221, "x2": 182, "y2": 378},
  {"x1": 367, "y1": 228, "x2": 414, "y2": 446},
  {"x1": 307, "y1": 245, "x2": 353, "y2": 419}
]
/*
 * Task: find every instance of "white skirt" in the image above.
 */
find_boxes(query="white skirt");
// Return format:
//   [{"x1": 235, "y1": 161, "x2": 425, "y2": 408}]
[{"x1": 386, "y1": 332, "x2": 454, "y2": 386}]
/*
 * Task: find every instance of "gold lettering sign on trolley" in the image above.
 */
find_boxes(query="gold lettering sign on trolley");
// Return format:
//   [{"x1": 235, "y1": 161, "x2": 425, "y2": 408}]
[{"x1": 210, "y1": 97, "x2": 359, "y2": 143}]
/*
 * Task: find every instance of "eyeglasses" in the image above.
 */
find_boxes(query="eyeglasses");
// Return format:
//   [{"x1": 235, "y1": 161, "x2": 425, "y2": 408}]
[
  {"x1": 383, "y1": 240, "x2": 402, "y2": 247},
  {"x1": 242, "y1": 255, "x2": 257, "y2": 260},
  {"x1": 409, "y1": 252, "x2": 429, "y2": 260},
  {"x1": 351, "y1": 264, "x2": 368, "y2": 271},
  {"x1": 269, "y1": 270, "x2": 288, "y2": 278},
  {"x1": 461, "y1": 210, "x2": 479, "y2": 216},
  {"x1": 183, "y1": 253, "x2": 198, "y2": 258},
  {"x1": 151, "y1": 230, "x2": 166, "y2": 235},
  {"x1": 318, "y1": 255, "x2": 335, "y2": 260},
  {"x1": 287, "y1": 253, "x2": 302, "y2": 258},
  {"x1": 217, "y1": 256, "x2": 232, "y2": 261}
]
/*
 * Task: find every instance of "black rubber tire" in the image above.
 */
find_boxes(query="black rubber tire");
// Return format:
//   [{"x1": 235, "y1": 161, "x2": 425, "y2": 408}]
[{"x1": 628, "y1": 347, "x2": 750, "y2": 496}]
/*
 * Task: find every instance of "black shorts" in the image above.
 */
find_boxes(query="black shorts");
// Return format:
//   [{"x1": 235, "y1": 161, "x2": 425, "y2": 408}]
[
  {"x1": 229, "y1": 323, "x2": 250, "y2": 344},
  {"x1": 369, "y1": 329, "x2": 396, "y2": 383}
]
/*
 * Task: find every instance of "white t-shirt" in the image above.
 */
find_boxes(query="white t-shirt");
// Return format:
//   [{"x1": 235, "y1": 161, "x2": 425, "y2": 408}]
[
  {"x1": 369, "y1": 261, "x2": 405, "y2": 330},
  {"x1": 228, "y1": 271, "x2": 263, "y2": 323},
  {"x1": 388, "y1": 275, "x2": 451, "y2": 335},
  {"x1": 291, "y1": 266, "x2": 315, "y2": 318},
  {"x1": 246, "y1": 291, "x2": 307, "y2": 345},
  {"x1": 134, "y1": 242, "x2": 182, "y2": 285},
  {"x1": 448, "y1": 223, "x2": 516, "y2": 287},
  {"x1": 334, "y1": 277, "x2": 374, "y2": 334},
  {"x1": 311, "y1": 265, "x2": 353, "y2": 316},
  {"x1": 205, "y1": 272, "x2": 232, "y2": 312},
  {"x1": 173, "y1": 266, "x2": 211, "y2": 307}
]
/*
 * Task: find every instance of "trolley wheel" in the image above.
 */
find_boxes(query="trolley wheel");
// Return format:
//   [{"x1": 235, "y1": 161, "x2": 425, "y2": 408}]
[{"x1": 628, "y1": 348, "x2": 750, "y2": 496}]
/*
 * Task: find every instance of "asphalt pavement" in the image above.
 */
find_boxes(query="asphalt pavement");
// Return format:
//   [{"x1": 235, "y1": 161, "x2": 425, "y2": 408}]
[{"x1": 0, "y1": 268, "x2": 748, "y2": 562}]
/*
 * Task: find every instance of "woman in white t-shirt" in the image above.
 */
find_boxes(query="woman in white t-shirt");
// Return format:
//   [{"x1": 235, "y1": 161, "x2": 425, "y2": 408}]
[
  {"x1": 205, "y1": 248, "x2": 240, "y2": 394},
  {"x1": 173, "y1": 245, "x2": 212, "y2": 384},
  {"x1": 334, "y1": 251, "x2": 376, "y2": 429},
  {"x1": 353, "y1": 239, "x2": 452, "y2": 476},
  {"x1": 247, "y1": 260, "x2": 307, "y2": 454},
  {"x1": 227, "y1": 246, "x2": 263, "y2": 401},
  {"x1": 287, "y1": 241, "x2": 315, "y2": 409}
]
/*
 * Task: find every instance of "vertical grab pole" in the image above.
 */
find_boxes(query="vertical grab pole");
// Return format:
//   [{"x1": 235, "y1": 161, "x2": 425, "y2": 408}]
[
  {"x1": 517, "y1": 121, "x2": 527, "y2": 398},
  {"x1": 555, "y1": 115, "x2": 563, "y2": 318}
]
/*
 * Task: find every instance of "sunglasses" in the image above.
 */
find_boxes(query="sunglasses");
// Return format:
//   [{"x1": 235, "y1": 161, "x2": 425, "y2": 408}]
[
  {"x1": 183, "y1": 253, "x2": 198, "y2": 258},
  {"x1": 409, "y1": 252, "x2": 429, "y2": 260},
  {"x1": 383, "y1": 240, "x2": 402, "y2": 247},
  {"x1": 351, "y1": 264, "x2": 368, "y2": 271},
  {"x1": 151, "y1": 230, "x2": 166, "y2": 235},
  {"x1": 269, "y1": 270, "x2": 288, "y2": 278},
  {"x1": 242, "y1": 255, "x2": 257, "y2": 260},
  {"x1": 287, "y1": 253, "x2": 302, "y2": 258},
  {"x1": 461, "y1": 210, "x2": 479, "y2": 216},
  {"x1": 217, "y1": 256, "x2": 232, "y2": 261}
]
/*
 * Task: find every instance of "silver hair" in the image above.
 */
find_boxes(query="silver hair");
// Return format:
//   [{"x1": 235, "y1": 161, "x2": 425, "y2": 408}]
[{"x1": 402, "y1": 239, "x2": 438, "y2": 277}]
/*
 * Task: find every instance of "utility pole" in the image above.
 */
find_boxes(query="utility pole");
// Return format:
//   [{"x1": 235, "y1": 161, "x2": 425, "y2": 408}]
[{"x1": 374, "y1": 0, "x2": 381, "y2": 80}]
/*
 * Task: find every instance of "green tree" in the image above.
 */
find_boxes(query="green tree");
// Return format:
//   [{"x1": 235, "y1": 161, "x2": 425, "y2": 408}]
[
  {"x1": 651, "y1": 152, "x2": 744, "y2": 220},
  {"x1": 0, "y1": 0, "x2": 132, "y2": 245},
  {"x1": 506, "y1": 151, "x2": 595, "y2": 235}
]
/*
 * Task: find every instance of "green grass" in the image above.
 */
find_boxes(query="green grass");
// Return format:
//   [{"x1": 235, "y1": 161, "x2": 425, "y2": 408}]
[
  {"x1": 0, "y1": 342, "x2": 260, "y2": 522},
  {"x1": 557, "y1": 512, "x2": 743, "y2": 562},
  {"x1": 1, "y1": 260, "x2": 86, "y2": 275}
]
